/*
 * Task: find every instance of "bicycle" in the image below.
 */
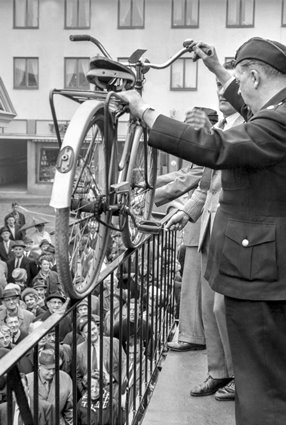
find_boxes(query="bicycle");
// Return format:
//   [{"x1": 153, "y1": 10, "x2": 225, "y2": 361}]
[{"x1": 49, "y1": 35, "x2": 196, "y2": 299}]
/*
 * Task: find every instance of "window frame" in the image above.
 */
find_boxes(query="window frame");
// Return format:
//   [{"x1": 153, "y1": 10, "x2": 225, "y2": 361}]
[
  {"x1": 171, "y1": 0, "x2": 200, "y2": 28},
  {"x1": 170, "y1": 58, "x2": 198, "y2": 91},
  {"x1": 226, "y1": 0, "x2": 255, "y2": 28},
  {"x1": 64, "y1": 57, "x2": 90, "y2": 90},
  {"x1": 13, "y1": 0, "x2": 39, "y2": 29},
  {"x1": 118, "y1": 0, "x2": 145, "y2": 29},
  {"x1": 282, "y1": 0, "x2": 286, "y2": 26},
  {"x1": 13, "y1": 57, "x2": 39, "y2": 90},
  {"x1": 64, "y1": 0, "x2": 91, "y2": 29}
]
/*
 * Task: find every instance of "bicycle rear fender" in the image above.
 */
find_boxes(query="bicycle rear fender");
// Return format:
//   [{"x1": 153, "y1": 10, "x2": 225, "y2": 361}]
[{"x1": 50, "y1": 99, "x2": 105, "y2": 209}]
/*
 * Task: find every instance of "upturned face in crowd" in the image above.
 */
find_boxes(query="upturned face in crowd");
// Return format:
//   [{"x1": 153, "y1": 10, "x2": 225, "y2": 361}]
[
  {"x1": 82, "y1": 321, "x2": 99, "y2": 344},
  {"x1": 35, "y1": 286, "x2": 47, "y2": 300},
  {"x1": 77, "y1": 304, "x2": 88, "y2": 317},
  {"x1": 90, "y1": 378, "x2": 100, "y2": 400},
  {"x1": 24, "y1": 294, "x2": 38, "y2": 310},
  {"x1": 6, "y1": 316, "x2": 20, "y2": 335},
  {"x1": 7, "y1": 217, "x2": 15, "y2": 227},
  {"x1": 0, "y1": 328, "x2": 12, "y2": 347},
  {"x1": 39, "y1": 363, "x2": 56, "y2": 382},
  {"x1": 47, "y1": 298, "x2": 63, "y2": 314},
  {"x1": 40, "y1": 259, "x2": 51, "y2": 273},
  {"x1": 1, "y1": 231, "x2": 10, "y2": 242},
  {"x1": 3, "y1": 295, "x2": 19, "y2": 312},
  {"x1": 13, "y1": 246, "x2": 24, "y2": 258}
]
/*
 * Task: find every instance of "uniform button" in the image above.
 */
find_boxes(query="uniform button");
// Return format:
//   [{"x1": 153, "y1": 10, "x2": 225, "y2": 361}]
[{"x1": 242, "y1": 239, "x2": 249, "y2": 247}]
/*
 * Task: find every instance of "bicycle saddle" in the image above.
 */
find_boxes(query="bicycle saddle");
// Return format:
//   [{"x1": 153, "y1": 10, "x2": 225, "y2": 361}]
[{"x1": 87, "y1": 56, "x2": 136, "y2": 91}]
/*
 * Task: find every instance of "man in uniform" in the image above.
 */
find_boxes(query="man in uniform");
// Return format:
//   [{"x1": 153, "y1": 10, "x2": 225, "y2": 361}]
[{"x1": 117, "y1": 37, "x2": 286, "y2": 425}]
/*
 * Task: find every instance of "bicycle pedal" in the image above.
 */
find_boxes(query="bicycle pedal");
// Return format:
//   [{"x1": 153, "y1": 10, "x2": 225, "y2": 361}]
[{"x1": 137, "y1": 220, "x2": 163, "y2": 234}]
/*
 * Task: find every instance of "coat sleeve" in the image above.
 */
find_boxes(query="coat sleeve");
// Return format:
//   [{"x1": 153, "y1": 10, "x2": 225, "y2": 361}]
[
  {"x1": 154, "y1": 164, "x2": 203, "y2": 207},
  {"x1": 149, "y1": 109, "x2": 286, "y2": 170}
]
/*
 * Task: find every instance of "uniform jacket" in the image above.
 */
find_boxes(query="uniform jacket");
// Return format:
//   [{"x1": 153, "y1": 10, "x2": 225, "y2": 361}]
[
  {"x1": 149, "y1": 87, "x2": 286, "y2": 301},
  {"x1": 27, "y1": 370, "x2": 72, "y2": 425},
  {"x1": 76, "y1": 337, "x2": 126, "y2": 394}
]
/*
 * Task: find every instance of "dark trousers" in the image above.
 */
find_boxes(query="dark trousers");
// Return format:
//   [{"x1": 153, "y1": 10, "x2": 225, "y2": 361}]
[{"x1": 225, "y1": 296, "x2": 286, "y2": 425}]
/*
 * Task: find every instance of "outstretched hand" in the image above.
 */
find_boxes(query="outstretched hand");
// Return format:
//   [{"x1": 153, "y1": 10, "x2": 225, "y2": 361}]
[
  {"x1": 185, "y1": 108, "x2": 212, "y2": 132},
  {"x1": 165, "y1": 210, "x2": 189, "y2": 231},
  {"x1": 116, "y1": 90, "x2": 146, "y2": 119}
]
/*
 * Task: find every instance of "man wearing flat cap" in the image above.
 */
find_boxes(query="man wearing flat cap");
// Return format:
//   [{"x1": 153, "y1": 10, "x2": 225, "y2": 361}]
[
  {"x1": 0, "y1": 288, "x2": 35, "y2": 333},
  {"x1": 27, "y1": 348, "x2": 73, "y2": 425},
  {"x1": 0, "y1": 227, "x2": 14, "y2": 263},
  {"x1": 34, "y1": 292, "x2": 72, "y2": 342},
  {"x1": 117, "y1": 36, "x2": 286, "y2": 425}
]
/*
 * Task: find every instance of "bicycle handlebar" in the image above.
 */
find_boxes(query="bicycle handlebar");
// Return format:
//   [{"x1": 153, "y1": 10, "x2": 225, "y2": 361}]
[
  {"x1": 69, "y1": 35, "x2": 212, "y2": 71},
  {"x1": 69, "y1": 34, "x2": 112, "y2": 59}
]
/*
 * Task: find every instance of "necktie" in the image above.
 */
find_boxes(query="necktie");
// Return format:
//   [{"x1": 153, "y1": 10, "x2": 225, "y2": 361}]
[
  {"x1": 15, "y1": 258, "x2": 21, "y2": 268},
  {"x1": 218, "y1": 118, "x2": 227, "y2": 129},
  {"x1": 92, "y1": 344, "x2": 97, "y2": 370}
]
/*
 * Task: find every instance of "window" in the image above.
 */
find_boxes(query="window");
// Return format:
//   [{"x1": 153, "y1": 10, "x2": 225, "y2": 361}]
[
  {"x1": 172, "y1": 0, "x2": 199, "y2": 28},
  {"x1": 226, "y1": 0, "x2": 255, "y2": 27},
  {"x1": 14, "y1": 58, "x2": 39, "y2": 89},
  {"x1": 170, "y1": 58, "x2": 197, "y2": 90},
  {"x1": 14, "y1": 0, "x2": 39, "y2": 28},
  {"x1": 118, "y1": 0, "x2": 145, "y2": 28},
  {"x1": 65, "y1": 0, "x2": 90, "y2": 28},
  {"x1": 38, "y1": 147, "x2": 58, "y2": 183},
  {"x1": 64, "y1": 58, "x2": 90, "y2": 89},
  {"x1": 282, "y1": 0, "x2": 286, "y2": 26}
]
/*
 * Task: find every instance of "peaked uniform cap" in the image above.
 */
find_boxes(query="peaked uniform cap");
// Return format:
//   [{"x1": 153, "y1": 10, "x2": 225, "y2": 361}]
[{"x1": 235, "y1": 37, "x2": 286, "y2": 74}]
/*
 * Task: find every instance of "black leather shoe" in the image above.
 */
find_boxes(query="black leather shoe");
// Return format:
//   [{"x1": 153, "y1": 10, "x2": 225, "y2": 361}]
[
  {"x1": 190, "y1": 376, "x2": 232, "y2": 397},
  {"x1": 215, "y1": 379, "x2": 235, "y2": 401},
  {"x1": 167, "y1": 341, "x2": 206, "y2": 352}
]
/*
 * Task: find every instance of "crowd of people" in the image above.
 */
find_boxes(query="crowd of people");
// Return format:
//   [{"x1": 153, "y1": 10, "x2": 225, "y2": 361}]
[{"x1": 0, "y1": 201, "x2": 174, "y2": 424}]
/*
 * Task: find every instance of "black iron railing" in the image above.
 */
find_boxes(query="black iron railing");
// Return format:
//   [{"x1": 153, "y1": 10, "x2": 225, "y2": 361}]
[{"x1": 0, "y1": 217, "x2": 178, "y2": 425}]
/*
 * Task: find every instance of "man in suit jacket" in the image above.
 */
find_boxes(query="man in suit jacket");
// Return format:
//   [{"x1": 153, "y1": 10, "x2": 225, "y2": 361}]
[
  {"x1": 76, "y1": 315, "x2": 127, "y2": 396},
  {"x1": 119, "y1": 37, "x2": 286, "y2": 425},
  {"x1": 7, "y1": 240, "x2": 37, "y2": 287},
  {"x1": 0, "y1": 227, "x2": 15, "y2": 262},
  {"x1": 4, "y1": 202, "x2": 26, "y2": 228},
  {"x1": 5, "y1": 215, "x2": 24, "y2": 241},
  {"x1": 27, "y1": 349, "x2": 72, "y2": 425},
  {"x1": 0, "y1": 373, "x2": 54, "y2": 425}
]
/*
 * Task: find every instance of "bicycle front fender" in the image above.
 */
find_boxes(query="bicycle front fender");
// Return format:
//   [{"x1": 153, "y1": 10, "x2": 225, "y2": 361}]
[{"x1": 50, "y1": 99, "x2": 105, "y2": 209}]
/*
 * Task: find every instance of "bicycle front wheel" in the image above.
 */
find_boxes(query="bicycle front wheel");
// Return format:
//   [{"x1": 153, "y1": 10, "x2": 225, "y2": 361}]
[
  {"x1": 122, "y1": 125, "x2": 158, "y2": 248},
  {"x1": 51, "y1": 101, "x2": 115, "y2": 299}
]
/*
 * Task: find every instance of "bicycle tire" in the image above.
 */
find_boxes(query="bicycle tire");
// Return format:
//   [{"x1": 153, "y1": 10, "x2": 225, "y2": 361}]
[
  {"x1": 52, "y1": 101, "x2": 116, "y2": 299},
  {"x1": 121, "y1": 124, "x2": 158, "y2": 248}
]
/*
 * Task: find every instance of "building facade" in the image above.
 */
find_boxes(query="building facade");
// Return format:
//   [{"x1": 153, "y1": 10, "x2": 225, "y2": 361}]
[{"x1": 0, "y1": 0, "x2": 285, "y2": 194}]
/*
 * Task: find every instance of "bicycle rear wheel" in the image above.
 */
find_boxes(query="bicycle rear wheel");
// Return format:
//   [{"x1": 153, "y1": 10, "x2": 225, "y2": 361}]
[
  {"x1": 121, "y1": 125, "x2": 157, "y2": 248},
  {"x1": 51, "y1": 100, "x2": 115, "y2": 299}
]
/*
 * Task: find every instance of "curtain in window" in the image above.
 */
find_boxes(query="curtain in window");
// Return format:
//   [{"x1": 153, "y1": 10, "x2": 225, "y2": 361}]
[
  {"x1": 27, "y1": 59, "x2": 38, "y2": 87},
  {"x1": 15, "y1": 0, "x2": 26, "y2": 27},
  {"x1": 78, "y1": 59, "x2": 90, "y2": 88},
  {"x1": 14, "y1": 59, "x2": 26, "y2": 88},
  {"x1": 173, "y1": 0, "x2": 185, "y2": 26},
  {"x1": 185, "y1": 59, "x2": 196, "y2": 89},
  {"x1": 78, "y1": 0, "x2": 90, "y2": 27},
  {"x1": 186, "y1": 0, "x2": 198, "y2": 26},
  {"x1": 119, "y1": 0, "x2": 131, "y2": 27},
  {"x1": 66, "y1": 59, "x2": 77, "y2": 87},
  {"x1": 66, "y1": 0, "x2": 78, "y2": 27},
  {"x1": 241, "y1": 0, "x2": 254, "y2": 25},
  {"x1": 171, "y1": 60, "x2": 184, "y2": 89},
  {"x1": 227, "y1": 0, "x2": 240, "y2": 25},
  {"x1": 132, "y1": 0, "x2": 144, "y2": 26},
  {"x1": 27, "y1": 0, "x2": 38, "y2": 27}
]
